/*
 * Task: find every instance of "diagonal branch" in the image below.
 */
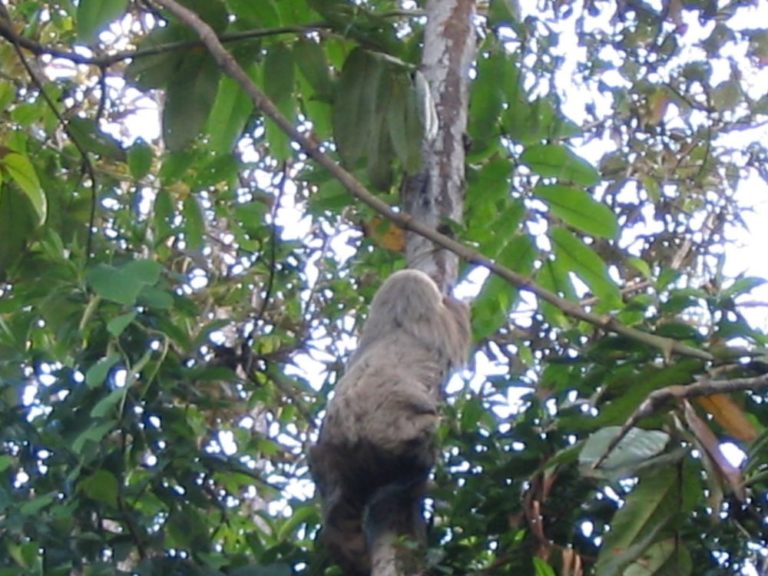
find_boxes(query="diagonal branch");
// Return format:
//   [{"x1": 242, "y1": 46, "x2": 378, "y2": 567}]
[{"x1": 150, "y1": 0, "x2": 713, "y2": 364}]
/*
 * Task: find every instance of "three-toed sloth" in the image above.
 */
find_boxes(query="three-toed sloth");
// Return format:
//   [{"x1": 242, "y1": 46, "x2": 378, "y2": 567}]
[{"x1": 309, "y1": 269, "x2": 471, "y2": 575}]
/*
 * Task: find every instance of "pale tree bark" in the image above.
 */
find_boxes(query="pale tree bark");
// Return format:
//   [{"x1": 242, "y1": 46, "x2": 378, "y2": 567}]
[
  {"x1": 403, "y1": 0, "x2": 476, "y2": 290},
  {"x1": 369, "y1": 1, "x2": 476, "y2": 575}
]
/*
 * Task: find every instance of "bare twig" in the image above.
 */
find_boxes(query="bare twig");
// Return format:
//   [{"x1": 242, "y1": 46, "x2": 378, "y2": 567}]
[
  {"x1": 150, "y1": 0, "x2": 714, "y2": 364},
  {"x1": 593, "y1": 372, "x2": 768, "y2": 469}
]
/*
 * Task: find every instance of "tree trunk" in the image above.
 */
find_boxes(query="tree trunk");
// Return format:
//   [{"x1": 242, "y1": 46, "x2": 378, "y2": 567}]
[
  {"x1": 402, "y1": 0, "x2": 476, "y2": 289},
  {"x1": 369, "y1": 1, "x2": 476, "y2": 575}
]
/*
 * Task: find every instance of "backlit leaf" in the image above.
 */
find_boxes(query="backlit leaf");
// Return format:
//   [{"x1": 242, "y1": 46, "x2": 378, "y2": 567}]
[
  {"x1": 521, "y1": 144, "x2": 600, "y2": 186},
  {"x1": 550, "y1": 227, "x2": 622, "y2": 307},
  {"x1": 533, "y1": 184, "x2": 617, "y2": 238}
]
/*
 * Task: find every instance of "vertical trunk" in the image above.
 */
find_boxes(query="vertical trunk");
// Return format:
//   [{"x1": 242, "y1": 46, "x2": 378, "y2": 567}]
[
  {"x1": 403, "y1": 0, "x2": 476, "y2": 290},
  {"x1": 369, "y1": 1, "x2": 476, "y2": 575}
]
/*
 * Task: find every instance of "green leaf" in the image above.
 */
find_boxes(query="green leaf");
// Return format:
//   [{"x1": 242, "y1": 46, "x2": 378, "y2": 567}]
[
  {"x1": 550, "y1": 227, "x2": 622, "y2": 308},
  {"x1": 1, "y1": 153, "x2": 46, "y2": 225},
  {"x1": 533, "y1": 184, "x2": 617, "y2": 238},
  {"x1": 19, "y1": 492, "x2": 57, "y2": 516},
  {"x1": 127, "y1": 139, "x2": 153, "y2": 180},
  {"x1": 521, "y1": 144, "x2": 600, "y2": 186},
  {"x1": 627, "y1": 257, "x2": 652, "y2": 279},
  {"x1": 138, "y1": 285, "x2": 174, "y2": 310},
  {"x1": 163, "y1": 54, "x2": 220, "y2": 151},
  {"x1": 79, "y1": 470, "x2": 119, "y2": 508},
  {"x1": 579, "y1": 426, "x2": 670, "y2": 471},
  {"x1": 107, "y1": 312, "x2": 137, "y2": 337},
  {"x1": 206, "y1": 73, "x2": 254, "y2": 153},
  {"x1": 537, "y1": 257, "x2": 574, "y2": 327},
  {"x1": 123, "y1": 259, "x2": 162, "y2": 285},
  {"x1": 90, "y1": 388, "x2": 125, "y2": 419},
  {"x1": 596, "y1": 469, "x2": 683, "y2": 576},
  {"x1": 85, "y1": 354, "x2": 121, "y2": 389},
  {"x1": 76, "y1": 0, "x2": 129, "y2": 43},
  {"x1": 473, "y1": 234, "x2": 536, "y2": 339},
  {"x1": 68, "y1": 117, "x2": 125, "y2": 160},
  {"x1": 0, "y1": 455, "x2": 12, "y2": 472},
  {"x1": 532, "y1": 557, "x2": 556, "y2": 576},
  {"x1": 175, "y1": 0, "x2": 229, "y2": 32},
  {"x1": 386, "y1": 72, "x2": 423, "y2": 174},
  {"x1": 227, "y1": 0, "x2": 281, "y2": 27},
  {"x1": 124, "y1": 28, "x2": 186, "y2": 90},
  {"x1": 723, "y1": 276, "x2": 766, "y2": 298},
  {"x1": 263, "y1": 43, "x2": 295, "y2": 160},
  {"x1": 333, "y1": 49, "x2": 383, "y2": 166},
  {"x1": 0, "y1": 187, "x2": 37, "y2": 273},
  {"x1": 183, "y1": 196, "x2": 205, "y2": 250},
  {"x1": 468, "y1": 53, "x2": 505, "y2": 147},
  {"x1": 153, "y1": 188, "x2": 175, "y2": 242},
  {"x1": 294, "y1": 38, "x2": 334, "y2": 101},
  {"x1": 72, "y1": 420, "x2": 116, "y2": 454},
  {"x1": 624, "y1": 539, "x2": 692, "y2": 576},
  {"x1": 86, "y1": 264, "x2": 143, "y2": 305}
]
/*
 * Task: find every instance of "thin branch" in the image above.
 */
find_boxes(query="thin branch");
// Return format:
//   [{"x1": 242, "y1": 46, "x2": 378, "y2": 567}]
[
  {"x1": 254, "y1": 162, "x2": 288, "y2": 325},
  {"x1": 593, "y1": 372, "x2": 768, "y2": 469},
  {"x1": 149, "y1": 0, "x2": 713, "y2": 363},
  {"x1": 0, "y1": 18, "x2": 331, "y2": 67}
]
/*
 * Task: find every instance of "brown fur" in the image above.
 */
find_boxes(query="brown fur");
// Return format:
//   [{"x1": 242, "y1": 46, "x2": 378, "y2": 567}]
[{"x1": 309, "y1": 270, "x2": 471, "y2": 575}]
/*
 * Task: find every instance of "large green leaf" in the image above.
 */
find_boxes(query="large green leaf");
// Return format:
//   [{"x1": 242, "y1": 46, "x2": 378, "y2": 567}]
[
  {"x1": 1, "y1": 152, "x2": 46, "y2": 225},
  {"x1": 624, "y1": 539, "x2": 692, "y2": 576},
  {"x1": 127, "y1": 139, "x2": 153, "y2": 180},
  {"x1": 0, "y1": 186, "x2": 38, "y2": 274},
  {"x1": 178, "y1": 0, "x2": 229, "y2": 32},
  {"x1": 550, "y1": 227, "x2": 622, "y2": 308},
  {"x1": 76, "y1": 0, "x2": 129, "y2": 43},
  {"x1": 533, "y1": 184, "x2": 617, "y2": 238},
  {"x1": 263, "y1": 43, "x2": 295, "y2": 160},
  {"x1": 79, "y1": 470, "x2": 119, "y2": 508},
  {"x1": 386, "y1": 71, "x2": 424, "y2": 175},
  {"x1": 85, "y1": 354, "x2": 121, "y2": 389},
  {"x1": 579, "y1": 426, "x2": 670, "y2": 471},
  {"x1": 183, "y1": 196, "x2": 205, "y2": 250},
  {"x1": 163, "y1": 54, "x2": 221, "y2": 151},
  {"x1": 294, "y1": 38, "x2": 334, "y2": 102},
  {"x1": 468, "y1": 53, "x2": 506, "y2": 147},
  {"x1": 521, "y1": 144, "x2": 600, "y2": 186},
  {"x1": 333, "y1": 49, "x2": 383, "y2": 166},
  {"x1": 207, "y1": 71, "x2": 255, "y2": 153},
  {"x1": 68, "y1": 117, "x2": 126, "y2": 160},
  {"x1": 227, "y1": 0, "x2": 281, "y2": 26},
  {"x1": 473, "y1": 234, "x2": 537, "y2": 339},
  {"x1": 86, "y1": 260, "x2": 162, "y2": 306},
  {"x1": 596, "y1": 467, "x2": 692, "y2": 576},
  {"x1": 86, "y1": 264, "x2": 144, "y2": 305},
  {"x1": 125, "y1": 27, "x2": 187, "y2": 90}
]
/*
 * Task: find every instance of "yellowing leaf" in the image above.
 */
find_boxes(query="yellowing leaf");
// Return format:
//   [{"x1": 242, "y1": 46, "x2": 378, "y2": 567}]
[
  {"x1": 696, "y1": 393, "x2": 758, "y2": 442},
  {"x1": 363, "y1": 217, "x2": 405, "y2": 252}
]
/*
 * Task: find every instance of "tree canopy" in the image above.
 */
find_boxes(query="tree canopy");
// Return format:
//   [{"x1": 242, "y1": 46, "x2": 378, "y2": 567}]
[{"x1": 1, "y1": 0, "x2": 768, "y2": 575}]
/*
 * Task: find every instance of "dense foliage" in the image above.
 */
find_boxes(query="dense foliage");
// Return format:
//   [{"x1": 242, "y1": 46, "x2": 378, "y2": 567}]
[{"x1": 1, "y1": 0, "x2": 767, "y2": 574}]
